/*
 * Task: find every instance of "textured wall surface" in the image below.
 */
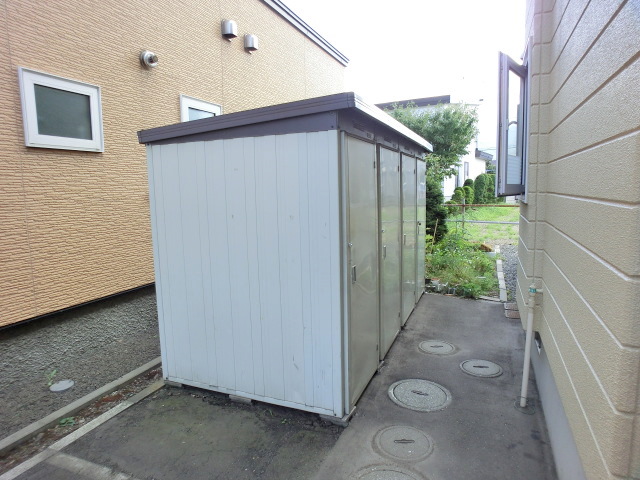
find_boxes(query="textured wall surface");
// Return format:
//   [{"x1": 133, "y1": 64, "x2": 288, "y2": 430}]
[
  {"x1": 0, "y1": 0, "x2": 345, "y2": 327},
  {"x1": 520, "y1": 0, "x2": 640, "y2": 478}
]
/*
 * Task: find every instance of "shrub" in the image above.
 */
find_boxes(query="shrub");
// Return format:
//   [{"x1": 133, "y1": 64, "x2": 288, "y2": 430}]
[
  {"x1": 463, "y1": 178, "x2": 474, "y2": 187},
  {"x1": 425, "y1": 176, "x2": 448, "y2": 243},
  {"x1": 485, "y1": 173, "x2": 497, "y2": 204},
  {"x1": 450, "y1": 187, "x2": 465, "y2": 212},
  {"x1": 426, "y1": 231, "x2": 497, "y2": 298},
  {"x1": 463, "y1": 185, "x2": 474, "y2": 204},
  {"x1": 473, "y1": 174, "x2": 487, "y2": 204}
]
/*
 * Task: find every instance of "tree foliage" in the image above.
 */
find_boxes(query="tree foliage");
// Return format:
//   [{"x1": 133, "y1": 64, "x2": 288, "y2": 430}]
[
  {"x1": 425, "y1": 177, "x2": 448, "y2": 243},
  {"x1": 387, "y1": 102, "x2": 479, "y2": 183}
]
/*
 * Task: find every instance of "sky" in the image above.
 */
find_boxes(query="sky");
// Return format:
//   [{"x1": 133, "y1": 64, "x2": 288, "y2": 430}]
[{"x1": 283, "y1": 0, "x2": 526, "y2": 151}]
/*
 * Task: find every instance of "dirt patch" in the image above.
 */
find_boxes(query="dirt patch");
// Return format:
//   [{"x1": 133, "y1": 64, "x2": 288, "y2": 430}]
[{"x1": 0, "y1": 367, "x2": 162, "y2": 475}]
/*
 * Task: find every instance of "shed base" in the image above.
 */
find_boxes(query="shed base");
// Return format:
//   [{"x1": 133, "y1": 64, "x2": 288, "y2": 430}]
[
  {"x1": 320, "y1": 406, "x2": 356, "y2": 428},
  {"x1": 164, "y1": 380, "x2": 183, "y2": 389}
]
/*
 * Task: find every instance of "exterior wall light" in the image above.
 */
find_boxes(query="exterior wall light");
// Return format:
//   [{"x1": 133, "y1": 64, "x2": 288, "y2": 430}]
[
  {"x1": 140, "y1": 50, "x2": 158, "y2": 68},
  {"x1": 244, "y1": 34, "x2": 258, "y2": 52},
  {"x1": 221, "y1": 19, "x2": 238, "y2": 39}
]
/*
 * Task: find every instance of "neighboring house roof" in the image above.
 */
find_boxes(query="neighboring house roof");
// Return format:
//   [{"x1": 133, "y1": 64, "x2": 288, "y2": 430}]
[
  {"x1": 263, "y1": 0, "x2": 349, "y2": 66},
  {"x1": 475, "y1": 148, "x2": 493, "y2": 161},
  {"x1": 375, "y1": 95, "x2": 451, "y2": 110}
]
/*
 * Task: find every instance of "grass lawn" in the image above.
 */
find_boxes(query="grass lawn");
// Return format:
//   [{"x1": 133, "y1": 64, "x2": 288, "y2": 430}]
[{"x1": 447, "y1": 205, "x2": 520, "y2": 245}]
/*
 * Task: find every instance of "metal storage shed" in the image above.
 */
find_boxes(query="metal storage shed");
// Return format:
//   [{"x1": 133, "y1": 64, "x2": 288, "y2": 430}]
[{"x1": 138, "y1": 92, "x2": 432, "y2": 422}]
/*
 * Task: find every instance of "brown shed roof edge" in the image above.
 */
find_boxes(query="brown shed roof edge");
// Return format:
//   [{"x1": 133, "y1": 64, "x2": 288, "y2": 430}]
[{"x1": 137, "y1": 92, "x2": 433, "y2": 152}]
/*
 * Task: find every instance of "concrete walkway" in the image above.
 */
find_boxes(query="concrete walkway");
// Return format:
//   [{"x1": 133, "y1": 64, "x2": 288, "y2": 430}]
[{"x1": 3, "y1": 294, "x2": 557, "y2": 480}]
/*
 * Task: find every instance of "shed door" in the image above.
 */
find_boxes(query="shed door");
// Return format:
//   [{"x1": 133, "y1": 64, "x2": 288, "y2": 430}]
[
  {"x1": 416, "y1": 160, "x2": 427, "y2": 301},
  {"x1": 378, "y1": 146, "x2": 401, "y2": 360},
  {"x1": 401, "y1": 154, "x2": 416, "y2": 325},
  {"x1": 346, "y1": 135, "x2": 379, "y2": 406}
]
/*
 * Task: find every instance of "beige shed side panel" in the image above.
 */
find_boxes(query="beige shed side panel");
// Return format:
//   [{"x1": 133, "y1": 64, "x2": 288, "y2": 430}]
[
  {"x1": 521, "y1": 0, "x2": 640, "y2": 478},
  {"x1": 0, "y1": 0, "x2": 345, "y2": 327}
]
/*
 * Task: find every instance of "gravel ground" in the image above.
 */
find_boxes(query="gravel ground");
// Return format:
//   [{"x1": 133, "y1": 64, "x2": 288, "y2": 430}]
[
  {"x1": 500, "y1": 244, "x2": 518, "y2": 301},
  {"x1": 0, "y1": 286, "x2": 160, "y2": 436}
]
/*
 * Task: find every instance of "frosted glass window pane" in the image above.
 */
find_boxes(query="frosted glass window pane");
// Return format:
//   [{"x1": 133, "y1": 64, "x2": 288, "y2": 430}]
[
  {"x1": 188, "y1": 107, "x2": 216, "y2": 121},
  {"x1": 34, "y1": 84, "x2": 92, "y2": 140}
]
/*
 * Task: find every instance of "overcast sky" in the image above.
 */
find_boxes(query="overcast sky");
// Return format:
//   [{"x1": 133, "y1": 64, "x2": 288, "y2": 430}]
[{"x1": 283, "y1": 0, "x2": 526, "y2": 151}]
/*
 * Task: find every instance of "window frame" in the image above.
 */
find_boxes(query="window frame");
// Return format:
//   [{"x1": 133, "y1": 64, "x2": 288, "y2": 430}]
[
  {"x1": 179, "y1": 95, "x2": 222, "y2": 122},
  {"x1": 496, "y1": 52, "x2": 528, "y2": 197},
  {"x1": 18, "y1": 67, "x2": 104, "y2": 152}
]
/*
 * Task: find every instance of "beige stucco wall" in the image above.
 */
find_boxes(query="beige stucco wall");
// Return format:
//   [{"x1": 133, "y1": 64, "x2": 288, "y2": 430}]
[
  {"x1": 0, "y1": 0, "x2": 345, "y2": 328},
  {"x1": 519, "y1": 0, "x2": 640, "y2": 478}
]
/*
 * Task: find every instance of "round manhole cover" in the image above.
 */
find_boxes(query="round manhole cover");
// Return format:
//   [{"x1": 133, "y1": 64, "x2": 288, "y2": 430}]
[
  {"x1": 418, "y1": 340, "x2": 456, "y2": 355},
  {"x1": 373, "y1": 426, "x2": 433, "y2": 462},
  {"x1": 460, "y1": 359, "x2": 503, "y2": 378},
  {"x1": 352, "y1": 465, "x2": 425, "y2": 480},
  {"x1": 49, "y1": 379, "x2": 75, "y2": 392},
  {"x1": 388, "y1": 379, "x2": 452, "y2": 412}
]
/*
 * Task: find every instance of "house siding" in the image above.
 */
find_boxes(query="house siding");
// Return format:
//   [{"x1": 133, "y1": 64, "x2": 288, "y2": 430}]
[
  {"x1": 521, "y1": 0, "x2": 640, "y2": 479},
  {"x1": 0, "y1": 0, "x2": 345, "y2": 327}
]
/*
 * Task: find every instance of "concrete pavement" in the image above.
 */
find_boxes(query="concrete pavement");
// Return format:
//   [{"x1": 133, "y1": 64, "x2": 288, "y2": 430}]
[{"x1": 3, "y1": 294, "x2": 557, "y2": 480}]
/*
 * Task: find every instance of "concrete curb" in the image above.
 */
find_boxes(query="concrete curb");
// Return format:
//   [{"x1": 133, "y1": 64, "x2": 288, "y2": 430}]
[
  {"x1": 0, "y1": 356, "x2": 162, "y2": 456},
  {"x1": 495, "y1": 245, "x2": 508, "y2": 302},
  {"x1": 0, "y1": 380, "x2": 164, "y2": 480}
]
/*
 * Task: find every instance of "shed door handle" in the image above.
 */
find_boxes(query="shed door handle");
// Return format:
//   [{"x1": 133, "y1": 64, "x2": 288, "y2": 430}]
[
  {"x1": 351, "y1": 265, "x2": 357, "y2": 283},
  {"x1": 403, "y1": 234, "x2": 407, "y2": 245},
  {"x1": 383, "y1": 245, "x2": 387, "y2": 259}
]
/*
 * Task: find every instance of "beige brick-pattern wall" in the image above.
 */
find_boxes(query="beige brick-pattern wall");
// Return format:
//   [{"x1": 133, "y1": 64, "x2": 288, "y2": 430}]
[
  {"x1": 520, "y1": 0, "x2": 640, "y2": 478},
  {"x1": 0, "y1": 0, "x2": 345, "y2": 327}
]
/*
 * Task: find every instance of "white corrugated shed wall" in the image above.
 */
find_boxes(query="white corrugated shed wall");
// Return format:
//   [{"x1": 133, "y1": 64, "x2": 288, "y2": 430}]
[{"x1": 147, "y1": 130, "x2": 343, "y2": 416}]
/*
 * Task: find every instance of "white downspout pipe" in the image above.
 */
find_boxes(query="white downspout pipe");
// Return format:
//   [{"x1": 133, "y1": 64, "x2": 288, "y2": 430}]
[{"x1": 519, "y1": 284, "x2": 538, "y2": 408}]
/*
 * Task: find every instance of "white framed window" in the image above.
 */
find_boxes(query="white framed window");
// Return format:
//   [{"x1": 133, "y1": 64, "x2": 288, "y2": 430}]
[
  {"x1": 18, "y1": 68, "x2": 104, "y2": 152},
  {"x1": 496, "y1": 51, "x2": 528, "y2": 197},
  {"x1": 179, "y1": 95, "x2": 222, "y2": 122}
]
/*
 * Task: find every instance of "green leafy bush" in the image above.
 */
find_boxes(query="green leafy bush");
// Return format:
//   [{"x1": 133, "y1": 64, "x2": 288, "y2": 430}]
[
  {"x1": 426, "y1": 231, "x2": 497, "y2": 298},
  {"x1": 463, "y1": 185, "x2": 474, "y2": 204},
  {"x1": 425, "y1": 177, "x2": 448, "y2": 243},
  {"x1": 473, "y1": 174, "x2": 487, "y2": 204},
  {"x1": 485, "y1": 173, "x2": 497, "y2": 204},
  {"x1": 449, "y1": 187, "x2": 465, "y2": 214},
  {"x1": 463, "y1": 178, "x2": 474, "y2": 187}
]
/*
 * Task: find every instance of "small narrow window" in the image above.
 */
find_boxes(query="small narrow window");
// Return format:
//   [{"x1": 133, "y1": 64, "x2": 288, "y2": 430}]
[
  {"x1": 179, "y1": 95, "x2": 222, "y2": 122},
  {"x1": 19, "y1": 68, "x2": 104, "y2": 152},
  {"x1": 496, "y1": 52, "x2": 527, "y2": 196},
  {"x1": 464, "y1": 161, "x2": 469, "y2": 178}
]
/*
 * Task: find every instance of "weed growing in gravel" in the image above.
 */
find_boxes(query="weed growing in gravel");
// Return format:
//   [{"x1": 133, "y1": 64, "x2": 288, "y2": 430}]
[
  {"x1": 44, "y1": 369, "x2": 58, "y2": 387},
  {"x1": 426, "y1": 231, "x2": 498, "y2": 298}
]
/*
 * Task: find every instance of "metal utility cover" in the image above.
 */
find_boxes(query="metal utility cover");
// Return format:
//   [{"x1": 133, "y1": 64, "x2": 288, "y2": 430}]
[
  {"x1": 418, "y1": 340, "x2": 456, "y2": 355},
  {"x1": 460, "y1": 359, "x2": 503, "y2": 377},
  {"x1": 388, "y1": 379, "x2": 452, "y2": 412},
  {"x1": 373, "y1": 426, "x2": 433, "y2": 462},
  {"x1": 353, "y1": 465, "x2": 424, "y2": 480},
  {"x1": 49, "y1": 379, "x2": 74, "y2": 392}
]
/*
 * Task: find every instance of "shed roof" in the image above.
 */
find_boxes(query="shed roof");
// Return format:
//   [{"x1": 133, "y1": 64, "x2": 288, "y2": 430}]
[{"x1": 138, "y1": 92, "x2": 433, "y2": 152}]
